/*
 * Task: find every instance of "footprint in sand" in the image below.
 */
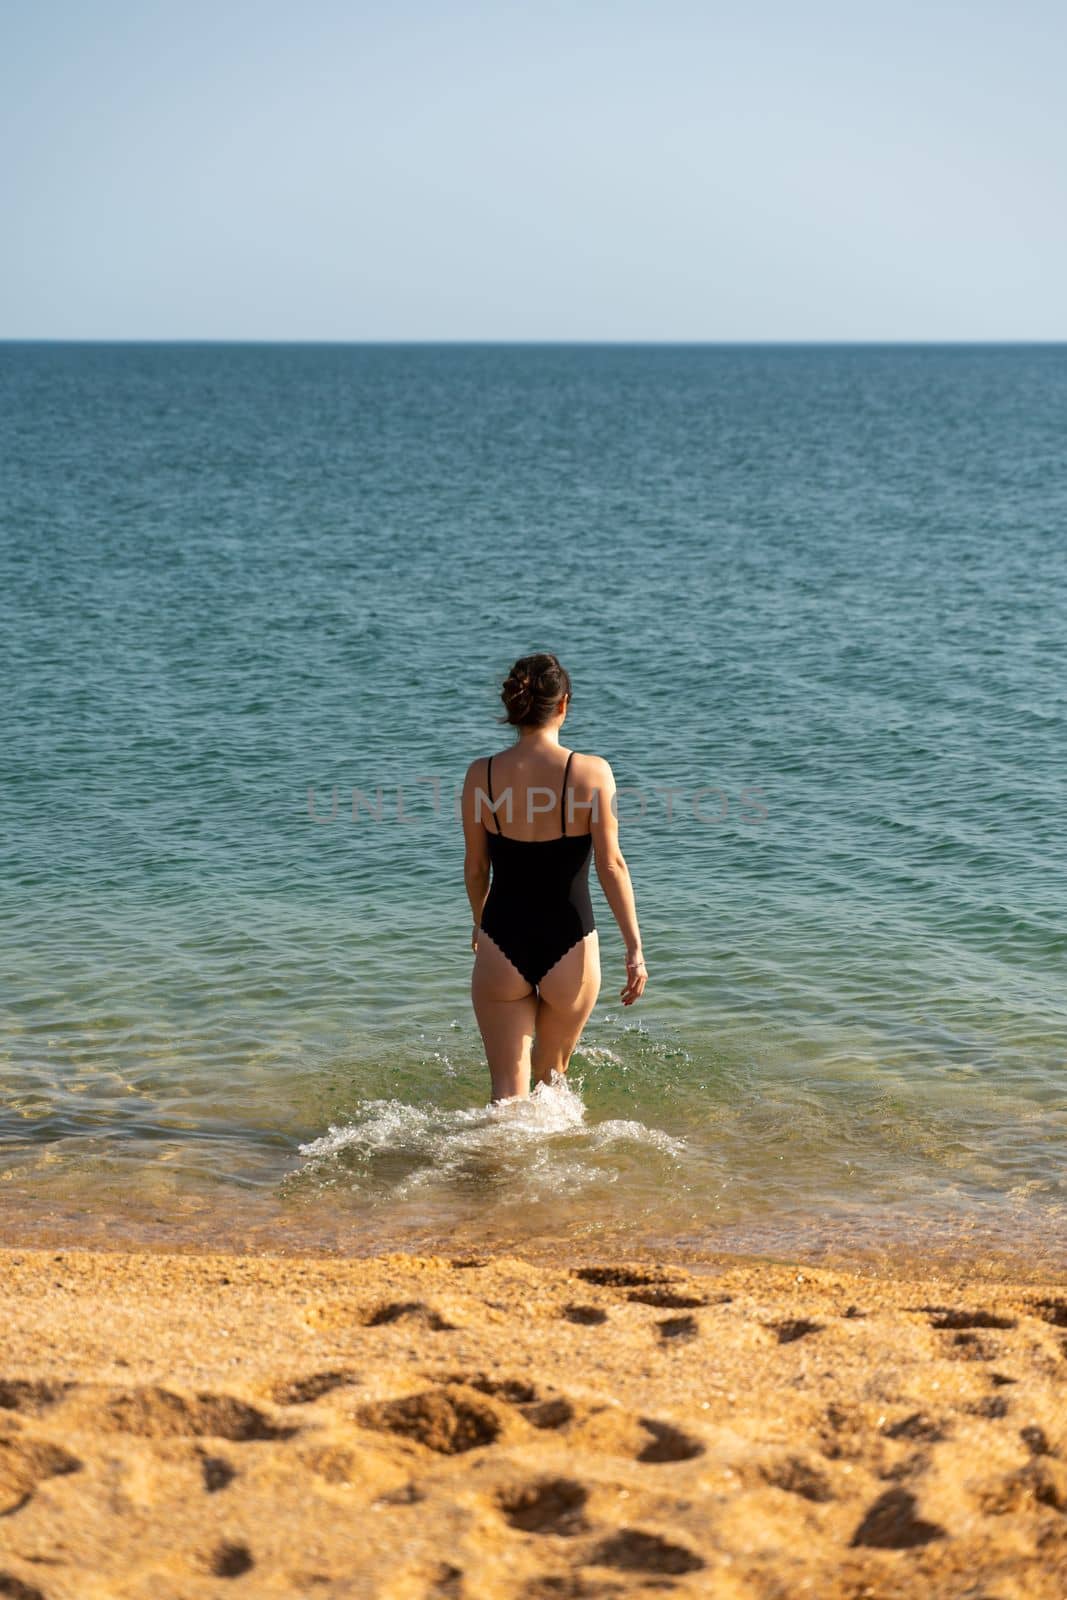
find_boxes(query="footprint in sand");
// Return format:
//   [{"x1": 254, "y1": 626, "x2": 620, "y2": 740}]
[
  {"x1": 561, "y1": 1304, "x2": 608, "y2": 1326},
  {"x1": 356, "y1": 1388, "x2": 502, "y2": 1455},
  {"x1": 0, "y1": 1380, "x2": 68, "y2": 1416},
  {"x1": 270, "y1": 1369, "x2": 360, "y2": 1405},
  {"x1": 850, "y1": 1486, "x2": 945, "y2": 1548},
  {"x1": 199, "y1": 1453, "x2": 237, "y2": 1492},
  {"x1": 203, "y1": 1540, "x2": 254, "y2": 1579},
  {"x1": 636, "y1": 1419, "x2": 704, "y2": 1464},
  {"x1": 84, "y1": 1386, "x2": 295, "y2": 1442},
  {"x1": 970, "y1": 1394, "x2": 1010, "y2": 1419},
  {"x1": 0, "y1": 1434, "x2": 82, "y2": 1517},
  {"x1": 446, "y1": 1372, "x2": 703, "y2": 1461},
  {"x1": 362, "y1": 1301, "x2": 455, "y2": 1330},
  {"x1": 882, "y1": 1411, "x2": 948, "y2": 1443},
  {"x1": 949, "y1": 1331, "x2": 1000, "y2": 1362},
  {"x1": 308, "y1": 1300, "x2": 455, "y2": 1333},
  {"x1": 524, "y1": 1398, "x2": 575, "y2": 1430},
  {"x1": 626, "y1": 1288, "x2": 709, "y2": 1309},
  {"x1": 495, "y1": 1477, "x2": 590, "y2": 1536},
  {"x1": 363, "y1": 1372, "x2": 705, "y2": 1471},
  {"x1": 439, "y1": 1374, "x2": 536, "y2": 1404},
  {"x1": 975, "y1": 1457, "x2": 1067, "y2": 1515},
  {"x1": 657, "y1": 1314, "x2": 698, "y2": 1342},
  {"x1": 587, "y1": 1528, "x2": 705, "y2": 1575},
  {"x1": 431, "y1": 1374, "x2": 574, "y2": 1431},
  {"x1": 0, "y1": 1574, "x2": 48, "y2": 1600},
  {"x1": 768, "y1": 1318, "x2": 823, "y2": 1344},
  {"x1": 818, "y1": 1402, "x2": 867, "y2": 1461},
  {"x1": 571, "y1": 1267, "x2": 724, "y2": 1314},
  {"x1": 524, "y1": 1578, "x2": 625, "y2": 1599},
  {"x1": 572, "y1": 1268, "x2": 667, "y2": 1289},
  {"x1": 758, "y1": 1454, "x2": 835, "y2": 1502},
  {"x1": 912, "y1": 1306, "x2": 1017, "y2": 1331}
]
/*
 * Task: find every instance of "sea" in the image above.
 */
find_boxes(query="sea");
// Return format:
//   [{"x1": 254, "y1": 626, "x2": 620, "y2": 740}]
[{"x1": 2, "y1": 342, "x2": 1064, "y2": 1275}]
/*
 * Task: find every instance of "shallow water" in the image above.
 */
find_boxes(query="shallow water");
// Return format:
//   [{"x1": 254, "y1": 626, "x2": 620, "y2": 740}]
[{"x1": 1, "y1": 342, "x2": 1065, "y2": 1272}]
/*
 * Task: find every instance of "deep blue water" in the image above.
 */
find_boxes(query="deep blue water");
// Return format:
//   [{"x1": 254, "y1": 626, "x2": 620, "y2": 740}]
[{"x1": 1, "y1": 342, "x2": 1065, "y2": 1270}]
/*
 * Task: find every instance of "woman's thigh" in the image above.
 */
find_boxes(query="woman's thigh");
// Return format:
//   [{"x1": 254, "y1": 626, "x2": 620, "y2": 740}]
[
  {"x1": 471, "y1": 931, "x2": 538, "y2": 1099},
  {"x1": 532, "y1": 932, "x2": 601, "y2": 1076}
]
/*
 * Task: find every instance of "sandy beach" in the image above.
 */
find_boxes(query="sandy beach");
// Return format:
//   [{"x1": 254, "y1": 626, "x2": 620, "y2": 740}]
[{"x1": 0, "y1": 1246, "x2": 1064, "y2": 1598}]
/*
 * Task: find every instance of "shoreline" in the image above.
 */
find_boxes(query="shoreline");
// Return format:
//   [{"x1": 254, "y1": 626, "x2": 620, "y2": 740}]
[
  {"x1": 0, "y1": 1214, "x2": 1063, "y2": 1288},
  {"x1": 2, "y1": 1188, "x2": 1064, "y2": 1287},
  {"x1": 2, "y1": 1244, "x2": 1065, "y2": 1596}
]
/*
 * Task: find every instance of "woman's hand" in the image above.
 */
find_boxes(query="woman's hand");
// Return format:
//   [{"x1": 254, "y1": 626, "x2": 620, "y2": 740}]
[
  {"x1": 620, "y1": 949, "x2": 648, "y2": 1006},
  {"x1": 471, "y1": 925, "x2": 479, "y2": 953}
]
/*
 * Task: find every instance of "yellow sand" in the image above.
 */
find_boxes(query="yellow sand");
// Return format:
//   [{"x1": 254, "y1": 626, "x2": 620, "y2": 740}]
[{"x1": 1, "y1": 1245, "x2": 1065, "y2": 1598}]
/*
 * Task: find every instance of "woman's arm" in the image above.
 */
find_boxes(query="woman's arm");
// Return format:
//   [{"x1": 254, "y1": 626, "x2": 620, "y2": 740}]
[
  {"x1": 588, "y1": 755, "x2": 648, "y2": 1005},
  {"x1": 460, "y1": 758, "x2": 491, "y2": 949}
]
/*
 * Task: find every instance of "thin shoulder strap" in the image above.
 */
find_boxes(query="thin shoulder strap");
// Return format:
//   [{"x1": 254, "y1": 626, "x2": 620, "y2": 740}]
[
  {"x1": 486, "y1": 756, "x2": 502, "y2": 834},
  {"x1": 560, "y1": 750, "x2": 575, "y2": 836}
]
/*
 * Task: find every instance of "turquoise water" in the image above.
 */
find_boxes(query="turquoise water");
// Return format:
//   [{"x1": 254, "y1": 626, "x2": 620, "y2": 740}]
[{"x1": 2, "y1": 342, "x2": 1065, "y2": 1271}]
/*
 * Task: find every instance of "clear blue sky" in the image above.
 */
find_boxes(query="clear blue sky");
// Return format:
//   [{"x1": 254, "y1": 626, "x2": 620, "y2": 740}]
[{"x1": 2, "y1": 0, "x2": 1064, "y2": 339}]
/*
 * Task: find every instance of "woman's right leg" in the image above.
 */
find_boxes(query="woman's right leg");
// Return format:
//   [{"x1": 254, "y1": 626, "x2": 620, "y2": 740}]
[
  {"x1": 471, "y1": 931, "x2": 538, "y2": 1101},
  {"x1": 531, "y1": 932, "x2": 601, "y2": 1086}
]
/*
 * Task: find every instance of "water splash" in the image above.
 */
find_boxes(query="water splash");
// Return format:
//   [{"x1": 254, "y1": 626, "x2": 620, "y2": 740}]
[{"x1": 293, "y1": 1073, "x2": 685, "y2": 1206}]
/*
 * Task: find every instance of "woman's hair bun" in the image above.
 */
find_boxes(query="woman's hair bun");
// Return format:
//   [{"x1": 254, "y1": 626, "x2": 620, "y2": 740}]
[{"x1": 500, "y1": 653, "x2": 572, "y2": 728}]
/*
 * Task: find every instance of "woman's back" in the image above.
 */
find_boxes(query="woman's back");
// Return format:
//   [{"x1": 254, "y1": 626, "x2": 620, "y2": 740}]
[
  {"x1": 479, "y1": 745, "x2": 592, "y2": 842},
  {"x1": 480, "y1": 744, "x2": 596, "y2": 991}
]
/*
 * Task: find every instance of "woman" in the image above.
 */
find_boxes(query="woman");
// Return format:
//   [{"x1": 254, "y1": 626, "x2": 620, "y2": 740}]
[{"x1": 461, "y1": 652, "x2": 648, "y2": 1102}]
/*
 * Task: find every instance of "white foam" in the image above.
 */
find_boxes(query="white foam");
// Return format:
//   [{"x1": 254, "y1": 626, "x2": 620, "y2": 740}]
[{"x1": 295, "y1": 1073, "x2": 685, "y2": 1202}]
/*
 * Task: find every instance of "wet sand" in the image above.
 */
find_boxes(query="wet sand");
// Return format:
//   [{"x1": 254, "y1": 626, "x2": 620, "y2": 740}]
[{"x1": 1, "y1": 1244, "x2": 1065, "y2": 1598}]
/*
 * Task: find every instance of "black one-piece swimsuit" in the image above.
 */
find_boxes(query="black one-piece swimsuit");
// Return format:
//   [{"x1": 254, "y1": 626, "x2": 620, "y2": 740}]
[{"x1": 479, "y1": 751, "x2": 596, "y2": 988}]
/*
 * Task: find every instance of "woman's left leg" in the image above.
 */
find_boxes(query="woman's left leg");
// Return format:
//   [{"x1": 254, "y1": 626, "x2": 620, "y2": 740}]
[
  {"x1": 531, "y1": 932, "x2": 601, "y2": 1086},
  {"x1": 471, "y1": 931, "x2": 538, "y2": 1101}
]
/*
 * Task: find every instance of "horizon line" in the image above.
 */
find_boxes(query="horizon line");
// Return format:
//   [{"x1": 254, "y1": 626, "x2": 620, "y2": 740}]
[{"x1": 2, "y1": 336, "x2": 1067, "y2": 348}]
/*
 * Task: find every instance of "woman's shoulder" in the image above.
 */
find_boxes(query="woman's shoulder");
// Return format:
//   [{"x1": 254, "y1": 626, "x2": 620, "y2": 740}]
[
  {"x1": 463, "y1": 753, "x2": 492, "y2": 783},
  {"x1": 463, "y1": 749, "x2": 510, "y2": 782},
  {"x1": 568, "y1": 750, "x2": 614, "y2": 782}
]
